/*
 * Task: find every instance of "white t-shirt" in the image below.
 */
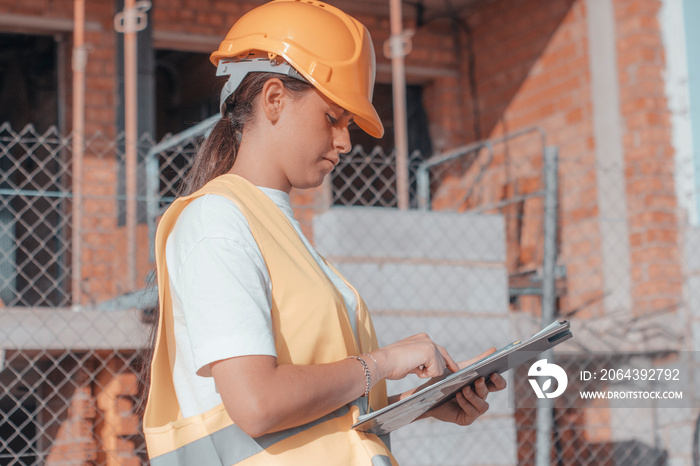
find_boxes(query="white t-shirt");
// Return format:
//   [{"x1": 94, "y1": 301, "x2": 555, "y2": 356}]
[{"x1": 165, "y1": 187, "x2": 358, "y2": 418}]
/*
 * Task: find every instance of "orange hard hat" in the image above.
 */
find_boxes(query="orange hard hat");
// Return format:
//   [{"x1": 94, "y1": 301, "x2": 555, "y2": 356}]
[{"x1": 210, "y1": 0, "x2": 384, "y2": 138}]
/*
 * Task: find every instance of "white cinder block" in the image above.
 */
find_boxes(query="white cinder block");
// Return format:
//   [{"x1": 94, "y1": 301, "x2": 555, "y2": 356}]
[
  {"x1": 314, "y1": 207, "x2": 506, "y2": 263},
  {"x1": 332, "y1": 262, "x2": 508, "y2": 314}
]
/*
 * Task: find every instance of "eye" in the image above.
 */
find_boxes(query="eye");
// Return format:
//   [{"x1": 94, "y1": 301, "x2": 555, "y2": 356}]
[{"x1": 326, "y1": 113, "x2": 338, "y2": 125}]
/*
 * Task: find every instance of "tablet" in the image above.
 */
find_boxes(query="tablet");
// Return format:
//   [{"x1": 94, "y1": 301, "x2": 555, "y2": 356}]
[{"x1": 352, "y1": 320, "x2": 572, "y2": 436}]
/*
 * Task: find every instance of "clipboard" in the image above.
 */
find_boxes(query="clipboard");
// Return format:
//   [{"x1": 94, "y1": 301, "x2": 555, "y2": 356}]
[{"x1": 352, "y1": 320, "x2": 572, "y2": 436}]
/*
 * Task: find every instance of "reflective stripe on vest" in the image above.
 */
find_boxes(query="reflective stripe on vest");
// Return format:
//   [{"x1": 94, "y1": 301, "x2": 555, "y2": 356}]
[
  {"x1": 373, "y1": 457, "x2": 392, "y2": 466},
  {"x1": 150, "y1": 405, "x2": 350, "y2": 465},
  {"x1": 144, "y1": 175, "x2": 398, "y2": 465},
  {"x1": 151, "y1": 400, "x2": 394, "y2": 465}
]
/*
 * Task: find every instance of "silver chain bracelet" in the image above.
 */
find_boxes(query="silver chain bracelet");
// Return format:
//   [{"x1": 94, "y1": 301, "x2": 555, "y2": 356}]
[{"x1": 347, "y1": 355, "x2": 372, "y2": 397}]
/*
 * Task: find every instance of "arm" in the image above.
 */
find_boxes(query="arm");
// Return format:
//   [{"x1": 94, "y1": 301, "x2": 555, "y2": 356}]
[
  {"x1": 211, "y1": 332, "x2": 460, "y2": 437},
  {"x1": 211, "y1": 355, "x2": 369, "y2": 437}
]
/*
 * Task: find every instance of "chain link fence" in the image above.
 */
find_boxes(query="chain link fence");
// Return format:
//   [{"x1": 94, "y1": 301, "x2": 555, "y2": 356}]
[
  {"x1": 1, "y1": 121, "x2": 699, "y2": 465},
  {"x1": 1, "y1": 122, "x2": 152, "y2": 465}
]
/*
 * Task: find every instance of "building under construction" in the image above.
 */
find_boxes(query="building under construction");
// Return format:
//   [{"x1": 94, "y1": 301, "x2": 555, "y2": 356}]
[{"x1": 1, "y1": 0, "x2": 699, "y2": 464}]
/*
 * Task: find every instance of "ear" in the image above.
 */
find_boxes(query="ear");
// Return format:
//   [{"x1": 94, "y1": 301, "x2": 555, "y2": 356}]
[{"x1": 260, "y1": 78, "x2": 287, "y2": 123}]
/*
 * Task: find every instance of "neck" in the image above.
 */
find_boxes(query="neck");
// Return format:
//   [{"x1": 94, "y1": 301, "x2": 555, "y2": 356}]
[{"x1": 228, "y1": 128, "x2": 292, "y2": 193}]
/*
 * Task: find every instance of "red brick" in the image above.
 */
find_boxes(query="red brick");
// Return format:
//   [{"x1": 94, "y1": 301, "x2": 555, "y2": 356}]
[{"x1": 647, "y1": 264, "x2": 681, "y2": 281}]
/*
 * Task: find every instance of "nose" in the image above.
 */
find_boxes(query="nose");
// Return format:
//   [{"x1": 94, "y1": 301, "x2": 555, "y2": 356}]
[{"x1": 335, "y1": 125, "x2": 352, "y2": 154}]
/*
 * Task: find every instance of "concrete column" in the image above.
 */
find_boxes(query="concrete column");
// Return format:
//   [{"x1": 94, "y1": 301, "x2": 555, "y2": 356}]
[{"x1": 585, "y1": 0, "x2": 632, "y2": 315}]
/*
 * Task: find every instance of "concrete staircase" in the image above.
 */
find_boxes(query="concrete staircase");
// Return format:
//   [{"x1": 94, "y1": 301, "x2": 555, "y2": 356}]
[{"x1": 314, "y1": 207, "x2": 516, "y2": 465}]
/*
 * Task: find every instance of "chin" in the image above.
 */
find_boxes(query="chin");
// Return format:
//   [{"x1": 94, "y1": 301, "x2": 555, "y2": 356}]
[{"x1": 293, "y1": 176, "x2": 326, "y2": 191}]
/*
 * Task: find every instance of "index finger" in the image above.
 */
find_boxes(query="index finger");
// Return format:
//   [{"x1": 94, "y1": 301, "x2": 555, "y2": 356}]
[
  {"x1": 457, "y1": 347, "x2": 497, "y2": 371},
  {"x1": 438, "y1": 345, "x2": 460, "y2": 373}
]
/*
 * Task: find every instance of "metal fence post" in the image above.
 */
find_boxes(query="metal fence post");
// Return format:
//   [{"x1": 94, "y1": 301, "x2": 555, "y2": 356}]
[
  {"x1": 536, "y1": 146, "x2": 559, "y2": 465},
  {"x1": 71, "y1": 0, "x2": 86, "y2": 308},
  {"x1": 388, "y1": 0, "x2": 411, "y2": 210},
  {"x1": 416, "y1": 164, "x2": 430, "y2": 210},
  {"x1": 115, "y1": 0, "x2": 151, "y2": 292},
  {"x1": 146, "y1": 147, "x2": 159, "y2": 263}
]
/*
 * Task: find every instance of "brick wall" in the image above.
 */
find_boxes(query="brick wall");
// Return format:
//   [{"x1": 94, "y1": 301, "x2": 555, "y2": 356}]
[
  {"x1": 95, "y1": 360, "x2": 141, "y2": 466},
  {"x1": 423, "y1": 0, "x2": 599, "y2": 317},
  {"x1": 44, "y1": 385, "x2": 97, "y2": 465},
  {"x1": 614, "y1": 0, "x2": 682, "y2": 316},
  {"x1": 152, "y1": 0, "x2": 253, "y2": 36},
  {"x1": 418, "y1": 0, "x2": 680, "y2": 322},
  {"x1": 25, "y1": 352, "x2": 144, "y2": 465}
]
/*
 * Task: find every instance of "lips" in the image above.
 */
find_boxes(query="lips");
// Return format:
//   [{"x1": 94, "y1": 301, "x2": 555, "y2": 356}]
[{"x1": 323, "y1": 155, "x2": 339, "y2": 166}]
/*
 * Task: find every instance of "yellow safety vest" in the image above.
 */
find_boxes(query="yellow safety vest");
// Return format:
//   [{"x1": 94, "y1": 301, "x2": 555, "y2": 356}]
[{"x1": 143, "y1": 174, "x2": 398, "y2": 465}]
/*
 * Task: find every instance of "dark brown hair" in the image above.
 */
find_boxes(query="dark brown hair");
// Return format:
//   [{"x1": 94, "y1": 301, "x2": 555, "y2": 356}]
[{"x1": 138, "y1": 72, "x2": 314, "y2": 415}]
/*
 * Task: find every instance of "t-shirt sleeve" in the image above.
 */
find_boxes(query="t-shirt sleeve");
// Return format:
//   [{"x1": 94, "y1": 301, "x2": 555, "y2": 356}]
[{"x1": 168, "y1": 194, "x2": 276, "y2": 378}]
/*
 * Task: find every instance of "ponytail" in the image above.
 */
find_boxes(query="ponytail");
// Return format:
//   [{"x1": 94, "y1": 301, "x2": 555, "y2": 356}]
[{"x1": 179, "y1": 115, "x2": 239, "y2": 196}]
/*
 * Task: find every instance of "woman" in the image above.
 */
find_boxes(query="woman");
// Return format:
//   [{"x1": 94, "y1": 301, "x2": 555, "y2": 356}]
[{"x1": 142, "y1": 1, "x2": 506, "y2": 464}]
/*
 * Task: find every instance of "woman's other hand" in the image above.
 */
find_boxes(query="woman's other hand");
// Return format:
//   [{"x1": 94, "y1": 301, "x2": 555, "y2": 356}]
[{"x1": 424, "y1": 348, "x2": 507, "y2": 426}]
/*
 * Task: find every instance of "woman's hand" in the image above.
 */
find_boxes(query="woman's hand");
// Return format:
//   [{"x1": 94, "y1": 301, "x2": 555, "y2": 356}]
[
  {"x1": 423, "y1": 348, "x2": 507, "y2": 426},
  {"x1": 371, "y1": 333, "x2": 460, "y2": 381}
]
